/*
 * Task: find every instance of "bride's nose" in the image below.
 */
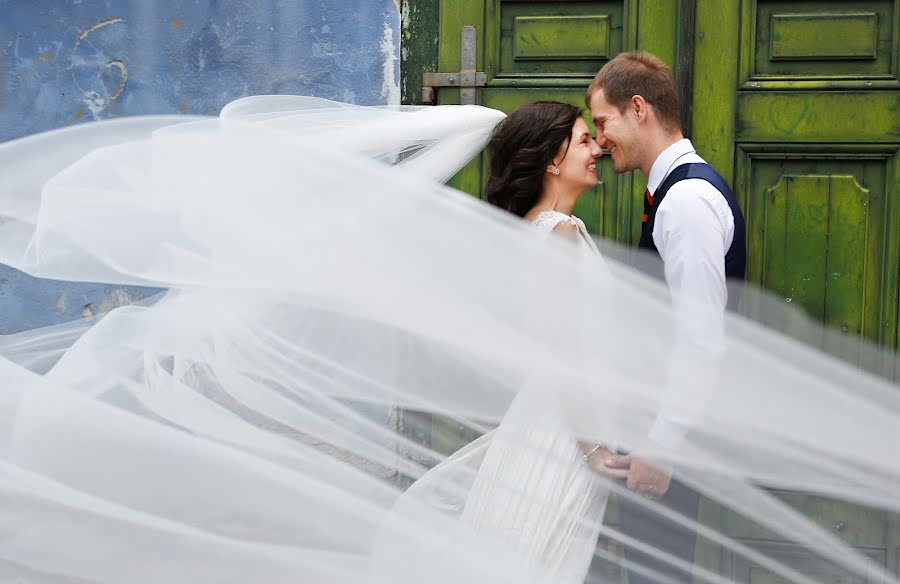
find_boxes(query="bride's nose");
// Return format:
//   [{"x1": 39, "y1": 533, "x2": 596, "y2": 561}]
[{"x1": 590, "y1": 139, "x2": 603, "y2": 157}]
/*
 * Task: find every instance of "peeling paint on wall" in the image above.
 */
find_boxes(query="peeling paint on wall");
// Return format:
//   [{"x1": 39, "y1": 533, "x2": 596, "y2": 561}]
[
  {"x1": 400, "y1": 0, "x2": 412, "y2": 63},
  {"x1": 380, "y1": 21, "x2": 400, "y2": 105},
  {"x1": 55, "y1": 292, "x2": 69, "y2": 314}
]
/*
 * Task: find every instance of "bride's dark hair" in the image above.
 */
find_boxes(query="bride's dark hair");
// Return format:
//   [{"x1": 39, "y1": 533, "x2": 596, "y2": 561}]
[{"x1": 484, "y1": 101, "x2": 583, "y2": 217}]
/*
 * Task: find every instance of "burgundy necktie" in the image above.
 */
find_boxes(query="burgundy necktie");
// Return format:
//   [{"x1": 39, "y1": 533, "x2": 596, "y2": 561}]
[{"x1": 642, "y1": 189, "x2": 654, "y2": 223}]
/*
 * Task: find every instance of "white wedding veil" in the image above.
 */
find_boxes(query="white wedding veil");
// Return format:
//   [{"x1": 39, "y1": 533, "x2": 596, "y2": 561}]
[{"x1": 0, "y1": 96, "x2": 898, "y2": 583}]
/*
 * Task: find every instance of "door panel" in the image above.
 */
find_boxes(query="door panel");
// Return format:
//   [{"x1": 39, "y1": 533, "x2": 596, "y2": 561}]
[
  {"x1": 491, "y1": 2, "x2": 625, "y2": 77},
  {"x1": 735, "y1": 92, "x2": 899, "y2": 144},
  {"x1": 727, "y1": 543, "x2": 885, "y2": 583},
  {"x1": 739, "y1": 147, "x2": 898, "y2": 344},
  {"x1": 751, "y1": 0, "x2": 895, "y2": 79},
  {"x1": 721, "y1": 490, "x2": 889, "y2": 548}
]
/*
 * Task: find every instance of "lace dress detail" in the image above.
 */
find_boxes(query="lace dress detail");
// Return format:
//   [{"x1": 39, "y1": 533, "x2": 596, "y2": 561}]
[{"x1": 530, "y1": 210, "x2": 600, "y2": 255}]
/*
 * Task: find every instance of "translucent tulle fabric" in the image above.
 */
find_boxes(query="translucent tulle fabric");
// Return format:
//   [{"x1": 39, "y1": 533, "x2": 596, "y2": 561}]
[{"x1": 0, "y1": 96, "x2": 898, "y2": 583}]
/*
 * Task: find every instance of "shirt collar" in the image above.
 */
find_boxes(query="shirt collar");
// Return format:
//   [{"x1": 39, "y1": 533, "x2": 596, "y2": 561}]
[{"x1": 647, "y1": 138, "x2": 696, "y2": 195}]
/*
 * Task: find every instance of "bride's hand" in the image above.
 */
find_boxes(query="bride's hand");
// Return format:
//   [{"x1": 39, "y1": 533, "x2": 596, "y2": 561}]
[{"x1": 583, "y1": 445, "x2": 629, "y2": 478}]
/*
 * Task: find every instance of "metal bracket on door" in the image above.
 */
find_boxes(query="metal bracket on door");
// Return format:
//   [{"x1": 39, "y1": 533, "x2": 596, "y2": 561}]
[{"x1": 421, "y1": 25, "x2": 486, "y2": 105}]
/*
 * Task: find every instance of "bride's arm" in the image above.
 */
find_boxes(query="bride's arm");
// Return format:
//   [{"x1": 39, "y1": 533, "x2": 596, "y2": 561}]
[{"x1": 552, "y1": 220, "x2": 579, "y2": 242}]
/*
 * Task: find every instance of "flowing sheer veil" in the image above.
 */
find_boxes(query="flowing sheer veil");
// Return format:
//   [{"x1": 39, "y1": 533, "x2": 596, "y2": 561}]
[{"x1": 0, "y1": 96, "x2": 898, "y2": 583}]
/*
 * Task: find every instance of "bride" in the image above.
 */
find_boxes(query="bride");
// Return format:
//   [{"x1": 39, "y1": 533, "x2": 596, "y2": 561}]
[
  {"x1": 485, "y1": 99, "x2": 612, "y2": 533},
  {"x1": 400, "y1": 101, "x2": 622, "y2": 583},
  {"x1": 485, "y1": 101, "x2": 602, "y2": 253}
]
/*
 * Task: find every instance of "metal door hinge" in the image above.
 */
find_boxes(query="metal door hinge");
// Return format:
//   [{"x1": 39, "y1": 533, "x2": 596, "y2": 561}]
[{"x1": 422, "y1": 25, "x2": 486, "y2": 105}]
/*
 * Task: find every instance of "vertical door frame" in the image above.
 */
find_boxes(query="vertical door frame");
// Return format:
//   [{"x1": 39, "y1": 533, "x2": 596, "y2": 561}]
[{"x1": 400, "y1": 0, "x2": 441, "y2": 105}]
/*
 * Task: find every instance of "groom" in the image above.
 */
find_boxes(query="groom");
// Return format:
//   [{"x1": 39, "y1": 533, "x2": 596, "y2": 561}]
[{"x1": 584, "y1": 51, "x2": 746, "y2": 583}]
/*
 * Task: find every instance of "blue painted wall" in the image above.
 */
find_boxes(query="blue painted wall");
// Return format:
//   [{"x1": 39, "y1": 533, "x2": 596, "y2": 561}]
[{"x1": 0, "y1": 0, "x2": 400, "y2": 334}]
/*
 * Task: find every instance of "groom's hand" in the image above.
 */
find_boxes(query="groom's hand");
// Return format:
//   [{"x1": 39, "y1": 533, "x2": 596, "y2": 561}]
[{"x1": 625, "y1": 457, "x2": 672, "y2": 499}]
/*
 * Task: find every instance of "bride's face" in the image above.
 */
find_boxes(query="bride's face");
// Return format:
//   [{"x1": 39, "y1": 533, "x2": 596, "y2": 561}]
[{"x1": 555, "y1": 118, "x2": 603, "y2": 194}]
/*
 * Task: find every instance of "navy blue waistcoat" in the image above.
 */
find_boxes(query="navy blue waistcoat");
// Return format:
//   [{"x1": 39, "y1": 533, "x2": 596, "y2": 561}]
[{"x1": 638, "y1": 163, "x2": 746, "y2": 281}]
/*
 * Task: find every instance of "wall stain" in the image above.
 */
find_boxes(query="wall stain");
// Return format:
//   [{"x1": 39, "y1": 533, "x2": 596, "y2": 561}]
[
  {"x1": 71, "y1": 17, "x2": 128, "y2": 120},
  {"x1": 105, "y1": 59, "x2": 128, "y2": 100},
  {"x1": 75, "y1": 17, "x2": 124, "y2": 46}
]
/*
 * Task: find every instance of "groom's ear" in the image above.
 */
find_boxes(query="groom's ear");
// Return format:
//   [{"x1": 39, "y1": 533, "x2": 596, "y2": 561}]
[{"x1": 630, "y1": 95, "x2": 649, "y2": 122}]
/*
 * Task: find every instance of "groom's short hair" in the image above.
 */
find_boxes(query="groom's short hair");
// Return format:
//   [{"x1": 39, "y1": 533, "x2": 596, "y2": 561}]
[{"x1": 586, "y1": 51, "x2": 681, "y2": 133}]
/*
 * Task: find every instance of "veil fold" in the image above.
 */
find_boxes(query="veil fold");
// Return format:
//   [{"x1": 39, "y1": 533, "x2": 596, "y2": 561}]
[{"x1": 0, "y1": 96, "x2": 898, "y2": 583}]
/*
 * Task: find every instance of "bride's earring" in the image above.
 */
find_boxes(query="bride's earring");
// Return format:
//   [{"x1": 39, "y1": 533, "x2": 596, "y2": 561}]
[{"x1": 553, "y1": 167, "x2": 560, "y2": 175}]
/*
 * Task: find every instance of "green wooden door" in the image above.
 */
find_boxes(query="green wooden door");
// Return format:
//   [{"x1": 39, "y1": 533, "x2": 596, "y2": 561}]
[
  {"x1": 692, "y1": 0, "x2": 900, "y2": 580},
  {"x1": 693, "y1": 0, "x2": 900, "y2": 349}
]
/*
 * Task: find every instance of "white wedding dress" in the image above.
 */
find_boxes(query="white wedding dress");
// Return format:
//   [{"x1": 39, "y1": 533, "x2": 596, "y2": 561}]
[
  {"x1": 401, "y1": 210, "x2": 610, "y2": 583},
  {"x1": 457, "y1": 384, "x2": 610, "y2": 583}
]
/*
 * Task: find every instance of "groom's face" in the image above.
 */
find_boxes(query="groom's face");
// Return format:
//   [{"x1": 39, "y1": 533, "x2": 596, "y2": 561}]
[{"x1": 589, "y1": 89, "x2": 640, "y2": 173}]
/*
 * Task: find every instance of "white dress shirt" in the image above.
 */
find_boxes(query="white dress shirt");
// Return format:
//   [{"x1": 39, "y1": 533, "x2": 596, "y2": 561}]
[
  {"x1": 645, "y1": 139, "x2": 734, "y2": 448},
  {"x1": 648, "y1": 139, "x2": 734, "y2": 314}
]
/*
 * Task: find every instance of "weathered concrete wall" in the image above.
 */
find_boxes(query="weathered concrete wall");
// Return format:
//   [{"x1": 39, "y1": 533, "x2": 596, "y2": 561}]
[{"x1": 0, "y1": 0, "x2": 400, "y2": 333}]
